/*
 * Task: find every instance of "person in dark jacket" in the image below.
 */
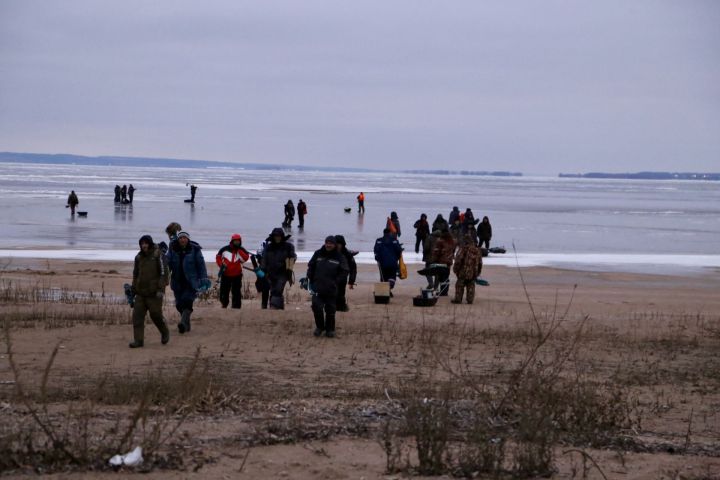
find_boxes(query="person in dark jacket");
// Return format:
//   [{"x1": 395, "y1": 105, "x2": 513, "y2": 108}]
[
  {"x1": 307, "y1": 236, "x2": 349, "y2": 338},
  {"x1": 66, "y1": 190, "x2": 79, "y2": 215},
  {"x1": 449, "y1": 206, "x2": 461, "y2": 225},
  {"x1": 462, "y1": 208, "x2": 477, "y2": 231},
  {"x1": 128, "y1": 184, "x2": 136, "y2": 203},
  {"x1": 334, "y1": 235, "x2": 357, "y2": 312},
  {"x1": 432, "y1": 214, "x2": 449, "y2": 233},
  {"x1": 215, "y1": 234, "x2": 250, "y2": 309},
  {"x1": 283, "y1": 200, "x2": 295, "y2": 227},
  {"x1": 252, "y1": 240, "x2": 271, "y2": 309},
  {"x1": 260, "y1": 227, "x2": 297, "y2": 309},
  {"x1": 374, "y1": 228, "x2": 403, "y2": 290},
  {"x1": 387, "y1": 211, "x2": 401, "y2": 237},
  {"x1": 114, "y1": 185, "x2": 121, "y2": 203},
  {"x1": 413, "y1": 214, "x2": 430, "y2": 254},
  {"x1": 189, "y1": 184, "x2": 198, "y2": 202},
  {"x1": 478, "y1": 216, "x2": 493, "y2": 249},
  {"x1": 129, "y1": 235, "x2": 170, "y2": 348},
  {"x1": 297, "y1": 199, "x2": 308, "y2": 228},
  {"x1": 120, "y1": 185, "x2": 128, "y2": 203},
  {"x1": 166, "y1": 231, "x2": 208, "y2": 333}
]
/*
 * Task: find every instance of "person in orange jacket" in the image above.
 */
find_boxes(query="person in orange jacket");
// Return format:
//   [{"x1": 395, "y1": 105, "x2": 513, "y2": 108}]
[
  {"x1": 215, "y1": 234, "x2": 251, "y2": 309},
  {"x1": 357, "y1": 192, "x2": 365, "y2": 214}
]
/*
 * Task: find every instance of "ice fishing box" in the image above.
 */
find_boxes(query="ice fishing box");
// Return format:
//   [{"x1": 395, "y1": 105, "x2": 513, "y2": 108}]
[{"x1": 373, "y1": 282, "x2": 391, "y2": 304}]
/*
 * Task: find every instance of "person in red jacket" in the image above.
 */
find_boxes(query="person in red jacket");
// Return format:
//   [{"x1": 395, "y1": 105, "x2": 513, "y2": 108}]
[{"x1": 215, "y1": 234, "x2": 250, "y2": 309}]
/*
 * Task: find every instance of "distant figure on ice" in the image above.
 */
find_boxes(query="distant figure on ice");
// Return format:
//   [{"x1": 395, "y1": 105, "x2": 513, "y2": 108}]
[
  {"x1": 120, "y1": 185, "x2": 128, "y2": 203},
  {"x1": 432, "y1": 214, "x2": 449, "y2": 233},
  {"x1": 189, "y1": 184, "x2": 198, "y2": 202},
  {"x1": 283, "y1": 200, "x2": 295, "y2": 228},
  {"x1": 128, "y1": 235, "x2": 170, "y2": 348},
  {"x1": 128, "y1": 184, "x2": 135, "y2": 203},
  {"x1": 449, "y1": 206, "x2": 461, "y2": 225},
  {"x1": 478, "y1": 216, "x2": 493, "y2": 249},
  {"x1": 357, "y1": 192, "x2": 365, "y2": 214},
  {"x1": 114, "y1": 185, "x2": 121, "y2": 203},
  {"x1": 66, "y1": 190, "x2": 79, "y2": 215},
  {"x1": 307, "y1": 236, "x2": 348, "y2": 338},
  {"x1": 297, "y1": 199, "x2": 307, "y2": 228}
]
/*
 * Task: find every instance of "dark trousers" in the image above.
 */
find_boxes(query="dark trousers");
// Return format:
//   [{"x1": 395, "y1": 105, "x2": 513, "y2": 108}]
[
  {"x1": 219, "y1": 275, "x2": 242, "y2": 308},
  {"x1": 434, "y1": 267, "x2": 450, "y2": 296},
  {"x1": 132, "y1": 295, "x2": 168, "y2": 342},
  {"x1": 174, "y1": 287, "x2": 196, "y2": 313},
  {"x1": 358, "y1": 201, "x2": 364, "y2": 213},
  {"x1": 379, "y1": 265, "x2": 397, "y2": 289},
  {"x1": 256, "y1": 277, "x2": 270, "y2": 309},
  {"x1": 481, "y1": 239, "x2": 490, "y2": 249},
  {"x1": 298, "y1": 214, "x2": 304, "y2": 228},
  {"x1": 336, "y1": 280, "x2": 348, "y2": 310},
  {"x1": 312, "y1": 293, "x2": 337, "y2": 332},
  {"x1": 269, "y1": 275, "x2": 287, "y2": 309}
]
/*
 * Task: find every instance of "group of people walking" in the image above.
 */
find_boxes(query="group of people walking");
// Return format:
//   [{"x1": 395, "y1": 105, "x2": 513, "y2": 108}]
[
  {"x1": 129, "y1": 222, "x2": 360, "y2": 346},
  {"x1": 114, "y1": 184, "x2": 135, "y2": 204}
]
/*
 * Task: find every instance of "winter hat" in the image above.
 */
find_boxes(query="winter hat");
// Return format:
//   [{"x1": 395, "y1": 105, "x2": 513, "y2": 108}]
[
  {"x1": 334, "y1": 235, "x2": 346, "y2": 246},
  {"x1": 271, "y1": 227, "x2": 285, "y2": 237},
  {"x1": 231, "y1": 233, "x2": 242, "y2": 242},
  {"x1": 138, "y1": 234, "x2": 154, "y2": 246},
  {"x1": 177, "y1": 231, "x2": 190, "y2": 239},
  {"x1": 325, "y1": 235, "x2": 337, "y2": 244}
]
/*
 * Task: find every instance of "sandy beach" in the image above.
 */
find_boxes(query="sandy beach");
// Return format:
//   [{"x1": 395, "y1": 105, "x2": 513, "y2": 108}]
[{"x1": 1, "y1": 258, "x2": 719, "y2": 478}]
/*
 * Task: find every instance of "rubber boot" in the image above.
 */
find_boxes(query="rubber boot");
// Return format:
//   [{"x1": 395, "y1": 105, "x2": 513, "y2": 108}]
[
  {"x1": 128, "y1": 340, "x2": 144, "y2": 348},
  {"x1": 181, "y1": 309, "x2": 192, "y2": 333}
]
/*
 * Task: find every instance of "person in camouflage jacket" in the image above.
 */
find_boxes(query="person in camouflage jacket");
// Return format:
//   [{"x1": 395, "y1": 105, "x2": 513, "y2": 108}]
[{"x1": 451, "y1": 233, "x2": 483, "y2": 304}]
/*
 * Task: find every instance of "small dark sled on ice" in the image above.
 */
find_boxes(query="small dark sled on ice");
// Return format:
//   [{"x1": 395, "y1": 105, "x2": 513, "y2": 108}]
[
  {"x1": 488, "y1": 247, "x2": 506, "y2": 254},
  {"x1": 184, "y1": 199, "x2": 195, "y2": 203},
  {"x1": 77, "y1": 211, "x2": 88, "y2": 217},
  {"x1": 344, "y1": 207, "x2": 352, "y2": 213},
  {"x1": 475, "y1": 278, "x2": 490, "y2": 286}
]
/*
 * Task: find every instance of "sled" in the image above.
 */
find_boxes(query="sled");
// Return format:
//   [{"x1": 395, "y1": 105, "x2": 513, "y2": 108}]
[
  {"x1": 475, "y1": 278, "x2": 490, "y2": 286},
  {"x1": 77, "y1": 211, "x2": 88, "y2": 217},
  {"x1": 184, "y1": 199, "x2": 195, "y2": 203},
  {"x1": 344, "y1": 207, "x2": 352, "y2": 213},
  {"x1": 488, "y1": 247, "x2": 506, "y2": 254}
]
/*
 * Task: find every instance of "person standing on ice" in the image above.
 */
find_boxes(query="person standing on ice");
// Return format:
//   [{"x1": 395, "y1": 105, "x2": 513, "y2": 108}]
[
  {"x1": 357, "y1": 192, "x2": 365, "y2": 213},
  {"x1": 128, "y1": 235, "x2": 170, "y2": 348},
  {"x1": 297, "y1": 199, "x2": 308, "y2": 228},
  {"x1": 413, "y1": 213, "x2": 430, "y2": 254},
  {"x1": 283, "y1": 200, "x2": 295, "y2": 227},
  {"x1": 66, "y1": 190, "x2": 79, "y2": 215}
]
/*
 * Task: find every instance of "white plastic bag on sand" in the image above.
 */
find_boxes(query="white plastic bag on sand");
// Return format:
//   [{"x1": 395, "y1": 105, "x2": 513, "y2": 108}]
[{"x1": 108, "y1": 446, "x2": 143, "y2": 467}]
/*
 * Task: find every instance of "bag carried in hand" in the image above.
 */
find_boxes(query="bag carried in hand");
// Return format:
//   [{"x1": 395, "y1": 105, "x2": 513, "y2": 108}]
[{"x1": 398, "y1": 254, "x2": 408, "y2": 280}]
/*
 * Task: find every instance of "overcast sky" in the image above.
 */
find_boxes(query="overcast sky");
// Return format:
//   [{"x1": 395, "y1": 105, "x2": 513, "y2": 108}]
[{"x1": 1, "y1": 1, "x2": 718, "y2": 174}]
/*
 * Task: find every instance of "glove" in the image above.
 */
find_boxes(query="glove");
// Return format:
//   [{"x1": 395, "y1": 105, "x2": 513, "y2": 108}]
[
  {"x1": 156, "y1": 291, "x2": 164, "y2": 300},
  {"x1": 349, "y1": 283, "x2": 355, "y2": 290},
  {"x1": 197, "y1": 278, "x2": 212, "y2": 293}
]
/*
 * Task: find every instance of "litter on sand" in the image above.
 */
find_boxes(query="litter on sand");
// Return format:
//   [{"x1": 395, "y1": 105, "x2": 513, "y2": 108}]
[{"x1": 108, "y1": 446, "x2": 143, "y2": 467}]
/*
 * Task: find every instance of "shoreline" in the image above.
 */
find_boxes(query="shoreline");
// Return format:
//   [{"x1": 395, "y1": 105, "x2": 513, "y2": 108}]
[{"x1": 1, "y1": 248, "x2": 719, "y2": 276}]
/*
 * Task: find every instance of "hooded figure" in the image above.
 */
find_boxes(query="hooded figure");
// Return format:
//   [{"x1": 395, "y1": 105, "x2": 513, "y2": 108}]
[
  {"x1": 129, "y1": 235, "x2": 170, "y2": 348},
  {"x1": 334, "y1": 235, "x2": 358, "y2": 312},
  {"x1": 387, "y1": 211, "x2": 401, "y2": 237},
  {"x1": 374, "y1": 228, "x2": 403, "y2": 290},
  {"x1": 307, "y1": 236, "x2": 349, "y2": 337},
  {"x1": 166, "y1": 231, "x2": 208, "y2": 333},
  {"x1": 452, "y1": 233, "x2": 483, "y2": 304},
  {"x1": 478, "y1": 216, "x2": 493, "y2": 249},
  {"x1": 283, "y1": 200, "x2": 295, "y2": 227},
  {"x1": 432, "y1": 214, "x2": 449, "y2": 233},
  {"x1": 413, "y1": 213, "x2": 430, "y2": 254},
  {"x1": 448, "y1": 206, "x2": 461, "y2": 225},
  {"x1": 260, "y1": 227, "x2": 297, "y2": 309},
  {"x1": 215, "y1": 233, "x2": 251, "y2": 309},
  {"x1": 128, "y1": 184, "x2": 136, "y2": 203},
  {"x1": 66, "y1": 190, "x2": 79, "y2": 215},
  {"x1": 297, "y1": 199, "x2": 308, "y2": 228}
]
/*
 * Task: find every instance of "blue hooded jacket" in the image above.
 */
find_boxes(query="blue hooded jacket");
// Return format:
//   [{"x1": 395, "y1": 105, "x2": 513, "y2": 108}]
[
  {"x1": 374, "y1": 234, "x2": 403, "y2": 268},
  {"x1": 166, "y1": 240, "x2": 208, "y2": 292}
]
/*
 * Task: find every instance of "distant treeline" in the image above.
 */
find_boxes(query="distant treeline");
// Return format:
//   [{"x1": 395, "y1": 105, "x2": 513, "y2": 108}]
[
  {"x1": 559, "y1": 172, "x2": 720, "y2": 181},
  {"x1": 404, "y1": 170, "x2": 522, "y2": 177}
]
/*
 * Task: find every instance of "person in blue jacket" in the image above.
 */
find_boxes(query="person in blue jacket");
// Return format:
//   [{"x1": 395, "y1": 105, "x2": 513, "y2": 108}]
[
  {"x1": 166, "y1": 231, "x2": 208, "y2": 334},
  {"x1": 373, "y1": 228, "x2": 403, "y2": 292}
]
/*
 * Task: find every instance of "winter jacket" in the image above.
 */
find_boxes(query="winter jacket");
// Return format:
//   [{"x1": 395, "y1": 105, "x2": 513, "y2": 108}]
[
  {"x1": 307, "y1": 247, "x2": 349, "y2": 296},
  {"x1": 478, "y1": 219, "x2": 492, "y2": 241},
  {"x1": 167, "y1": 241, "x2": 208, "y2": 292},
  {"x1": 387, "y1": 216, "x2": 401, "y2": 237},
  {"x1": 414, "y1": 218, "x2": 430, "y2": 239},
  {"x1": 260, "y1": 237, "x2": 297, "y2": 278},
  {"x1": 453, "y1": 242, "x2": 483, "y2": 280},
  {"x1": 339, "y1": 247, "x2": 358, "y2": 285},
  {"x1": 374, "y1": 234, "x2": 403, "y2": 268},
  {"x1": 432, "y1": 215, "x2": 449, "y2": 233},
  {"x1": 133, "y1": 245, "x2": 169, "y2": 296},
  {"x1": 431, "y1": 232, "x2": 456, "y2": 266},
  {"x1": 216, "y1": 243, "x2": 250, "y2": 277},
  {"x1": 284, "y1": 202, "x2": 295, "y2": 217},
  {"x1": 298, "y1": 201, "x2": 307, "y2": 215},
  {"x1": 67, "y1": 193, "x2": 79, "y2": 206},
  {"x1": 448, "y1": 207, "x2": 460, "y2": 225}
]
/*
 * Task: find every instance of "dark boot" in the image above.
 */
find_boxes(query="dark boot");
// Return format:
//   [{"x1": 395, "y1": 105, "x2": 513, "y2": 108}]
[
  {"x1": 180, "y1": 309, "x2": 192, "y2": 333},
  {"x1": 128, "y1": 340, "x2": 144, "y2": 348}
]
